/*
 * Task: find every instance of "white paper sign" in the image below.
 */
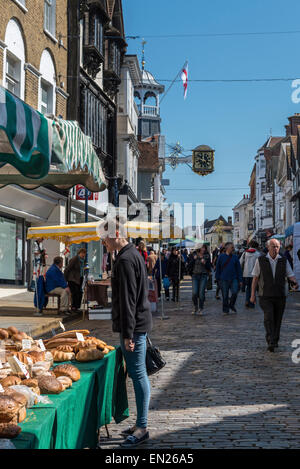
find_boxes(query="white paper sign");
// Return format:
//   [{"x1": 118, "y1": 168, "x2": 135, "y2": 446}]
[
  {"x1": 22, "y1": 339, "x2": 32, "y2": 351},
  {"x1": 0, "y1": 384, "x2": 4, "y2": 393},
  {"x1": 38, "y1": 339, "x2": 46, "y2": 352},
  {"x1": 27, "y1": 357, "x2": 33, "y2": 366},
  {"x1": 0, "y1": 359, "x2": 3, "y2": 369},
  {"x1": 8, "y1": 356, "x2": 30, "y2": 379},
  {"x1": 76, "y1": 333, "x2": 84, "y2": 342},
  {"x1": 59, "y1": 322, "x2": 65, "y2": 331}
]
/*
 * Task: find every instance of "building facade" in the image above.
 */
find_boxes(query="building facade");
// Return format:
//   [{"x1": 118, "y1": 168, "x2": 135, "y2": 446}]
[
  {"x1": 204, "y1": 216, "x2": 233, "y2": 249},
  {"x1": 0, "y1": 0, "x2": 69, "y2": 285}
]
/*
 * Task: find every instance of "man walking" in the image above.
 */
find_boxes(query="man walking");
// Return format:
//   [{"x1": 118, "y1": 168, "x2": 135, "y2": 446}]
[
  {"x1": 101, "y1": 217, "x2": 152, "y2": 448},
  {"x1": 239, "y1": 240, "x2": 261, "y2": 308},
  {"x1": 251, "y1": 239, "x2": 298, "y2": 352},
  {"x1": 216, "y1": 242, "x2": 243, "y2": 315}
]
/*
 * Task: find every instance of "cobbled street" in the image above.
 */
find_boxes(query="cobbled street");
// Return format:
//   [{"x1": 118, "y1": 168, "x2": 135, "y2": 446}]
[{"x1": 70, "y1": 279, "x2": 300, "y2": 449}]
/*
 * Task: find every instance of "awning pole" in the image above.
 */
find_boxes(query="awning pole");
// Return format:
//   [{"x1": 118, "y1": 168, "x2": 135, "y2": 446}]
[{"x1": 178, "y1": 239, "x2": 182, "y2": 306}]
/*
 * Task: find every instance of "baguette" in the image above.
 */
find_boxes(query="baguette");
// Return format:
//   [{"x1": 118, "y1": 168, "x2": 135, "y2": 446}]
[
  {"x1": 52, "y1": 350, "x2": 75, "y2": 362},
  {"x1": 44, "y1": 330, "x2": 90, "y2": 342}
]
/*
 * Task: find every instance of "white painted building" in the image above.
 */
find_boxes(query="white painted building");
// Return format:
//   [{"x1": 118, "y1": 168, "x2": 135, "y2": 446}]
[{"x1": 233, "y1": 195, "x2": 250, "y2": 245}]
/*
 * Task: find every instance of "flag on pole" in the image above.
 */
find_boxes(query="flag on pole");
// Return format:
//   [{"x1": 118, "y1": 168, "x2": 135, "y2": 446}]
[{"x1": 181, "y1": 63, "x2": 188, "y2": 99}]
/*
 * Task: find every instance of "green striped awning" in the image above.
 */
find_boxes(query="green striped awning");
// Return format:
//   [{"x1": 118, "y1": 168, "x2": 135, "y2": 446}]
[{"x1": 0, "y1": 86, "x2": 51, "y2": 178}]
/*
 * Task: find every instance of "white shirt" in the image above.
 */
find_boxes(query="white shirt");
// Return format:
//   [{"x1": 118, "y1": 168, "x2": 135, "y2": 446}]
[{"x1": 252, "y1": 254, "x2": 294, "y2": 279}]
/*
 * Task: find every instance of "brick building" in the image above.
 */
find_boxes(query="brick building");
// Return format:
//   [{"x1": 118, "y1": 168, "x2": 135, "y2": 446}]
[{"x1": 0, "y1": 0, "x2": 69, "y2": 286}]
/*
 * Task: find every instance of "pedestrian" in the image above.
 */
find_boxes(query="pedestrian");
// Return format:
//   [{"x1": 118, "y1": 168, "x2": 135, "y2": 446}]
[
  {"x1": 166, "y1": 247, "x2": 181, "y2": 302},
  {"x1": 214, "y1": 246, "x2": 225, "y2": 300},
  {"x1": 153, "y1": 253, "x2": 169, "y2": 300},
  {"x1": 239, "y1": 240, "x2": 261, "y2": 308},
  {"x1": 64, "y1": 248, "x2": 86, "y2": 312},
  {"x1": 215, "y1": 242, "x2": 243, "y2": 315},
  {"x1": 45, "y1": 257, "x2": 71, "y2": 314},
  {"x1": 147, "y1": 248, "x2": 157, "y2": 276},
  {"x1": 101, "y1": 217, "x2": 152, "y2": 448},
  {"x1": 137, "y1": 240, "x2": 148, "y2": 265},
  {"x1": 188, "y1": 247, "x2": 212, "y2": 315},
  {"x1": 250, "y1": 239, "x2": 298, "y2": 352}
]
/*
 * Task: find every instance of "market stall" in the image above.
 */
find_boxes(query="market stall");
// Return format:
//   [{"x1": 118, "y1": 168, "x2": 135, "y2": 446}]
[{"x1": 0, "y1": 327, "x2": 128, "y2": 449}]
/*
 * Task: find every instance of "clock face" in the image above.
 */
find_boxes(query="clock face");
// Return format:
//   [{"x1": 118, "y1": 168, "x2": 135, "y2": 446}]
[{"x1": 193, "y1": 151, "x2": 214, "y2": 171}]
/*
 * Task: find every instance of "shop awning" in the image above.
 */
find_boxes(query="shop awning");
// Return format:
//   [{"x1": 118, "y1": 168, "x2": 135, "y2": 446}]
[
  {"x1": 0, "y1": 86, "x2": 51, "y2": 179},
  {"x1": 0, "y1": 88, "x2": 107, "y2": 192},
  {"x1": 27, "y1": 221, "x2": 184, "y2": 244},
  {"x1": 285, "y1": 224, "x2": 294, "y2": 238}
]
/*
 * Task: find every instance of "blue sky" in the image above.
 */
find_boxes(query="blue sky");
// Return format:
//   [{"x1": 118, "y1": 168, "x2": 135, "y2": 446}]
[{"x1": 123, "y1": 0, "x2": 300, "y2": 225}]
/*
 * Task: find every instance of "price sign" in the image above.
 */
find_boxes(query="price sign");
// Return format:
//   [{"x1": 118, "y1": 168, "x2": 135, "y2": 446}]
[
  {"x1": 76, "y1": 333, "x2": 84, "y2": 342},
  {"x1": 22, "y1": 339, "x2": 32, "y2": 351},
  {"x1": 0, "y1": 384, "x2": 4, "y2": 393},
  {"x1": 38, "y1": 339, "x2": 46, "y2": 352},
  {"x1": 8, "y1": 356, "x2": 30, "y2": 379},
  {"x1": 59, "y1": 322, "x2": 65, "y2": 331}
]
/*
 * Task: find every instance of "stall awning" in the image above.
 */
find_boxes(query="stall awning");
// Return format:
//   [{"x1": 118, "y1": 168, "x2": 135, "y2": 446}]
[
  {"x1": 0, "y1": 88, "x2": 107, "y2": 192},
  {"x1": 285, "y1": 224, "x2": 294, "y2": 238},
  {"x1": 0, "y1": 86, "x2": 51, "y2": 179},
  {"x1": 27, "y1": 221, "x2": 184, "y2": 244}
]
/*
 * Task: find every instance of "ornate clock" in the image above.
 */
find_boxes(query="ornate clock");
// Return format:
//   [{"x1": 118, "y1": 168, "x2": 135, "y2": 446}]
[{"x1": 192, "y1": 145, "x2": 215, "y2": 176}]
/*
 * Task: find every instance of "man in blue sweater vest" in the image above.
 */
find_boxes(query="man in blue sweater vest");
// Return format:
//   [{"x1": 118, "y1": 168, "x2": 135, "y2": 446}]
[{"x1": 216, "y1": 242, "x2": 243, "y2": 314}]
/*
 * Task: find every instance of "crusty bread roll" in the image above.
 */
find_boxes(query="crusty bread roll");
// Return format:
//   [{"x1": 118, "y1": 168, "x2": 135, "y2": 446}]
[
  {"x1": 76, "y1": 348, "x2": 105, "y2": 362},
  {"x1": 53, "y1": 364, "x2": 80, "y2": 382},
  {"x1": 0, "y1": 329, "x2": 9, "y2": 340},
  {"x1": 7, "y1": 327, "x2": 18, "y2": 337},
  {"x1": 0, "y1": 376, "x2": 22, "y2": 387},
  {"x1": 52, "y1": 350, "x2": 75, "y2": 362},
  {"x1": 0, "y1": 422, "x2": 21, "y2": 439},
  {"x1": 56, "y1": 376, "x2": 73, "y2": 390},
  {"x1": 0, "y1": 395, "x2": 22, "y2": 423},
  {"x1": 12, "y1": 334, "x2": 24, "y2": 343},
  {"x1": 21, "y1": 379, "x2": 39, "y2": 388},
  {"x1": 38, "y1": 376, "x2": 63, "y2": 394},
  {"x1": 3, "y1": 389, "x2": 28, "y2": 407}
]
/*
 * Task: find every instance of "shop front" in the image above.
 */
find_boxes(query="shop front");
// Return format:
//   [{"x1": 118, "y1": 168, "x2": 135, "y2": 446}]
[{"x1": 0, "y1": 214, "x2": 25, "y2": 285}]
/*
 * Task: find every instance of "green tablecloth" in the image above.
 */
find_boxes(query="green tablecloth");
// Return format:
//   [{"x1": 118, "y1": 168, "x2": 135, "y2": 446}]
[{"x1": 13, "y1": 347, "x2": 129, "y2": 449}]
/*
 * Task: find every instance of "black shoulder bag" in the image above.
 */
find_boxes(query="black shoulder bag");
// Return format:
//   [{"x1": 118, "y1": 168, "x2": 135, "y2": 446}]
[{"x1": 145, "y1": 336, "x2": 166, "y2": 376}]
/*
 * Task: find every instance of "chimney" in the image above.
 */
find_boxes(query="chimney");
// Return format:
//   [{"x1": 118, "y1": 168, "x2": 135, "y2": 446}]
[
  {"x1": 288, "y1": 114, "x2": 300, "y2": 136},
  {"x1": 228, "y1": 216, "x2": 232, "y2": 225},
  {"x1": 285, "y1": 124, "x2": 291, "y2": 137}
]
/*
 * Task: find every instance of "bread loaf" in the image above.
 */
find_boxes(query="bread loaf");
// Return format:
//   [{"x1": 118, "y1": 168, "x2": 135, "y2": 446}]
[
  {"x1": 56, "y1": 376, "x2": 72, "y2": 390},
  {"x1": 52, "y1": 350, "x2": 75, "y2": 362},
  {"x1": 0, "y1": 329, "x2": 9, "y2": 340},
  {"x1": 0, "y1": 395, "x2": 22, "y2": 423},
  {"x1": 18, "y1": 406, "x2": 26, "y2": 423},
  {"x1": 53, "y1": 364, "x2": 80, "y2": 382},
  {"x1": 0, "y1": 423, "x2": 21, "y2": 439},
  {"x1": 3, "y1": 390, "x2": 28, "y2": 407},
  {"x1": 28, "y1": 351, "x2": 45, "y2": 362},
  {"x1": 106, "y1": 345, "x2": 115, "y2": 351},
  {"x1": 45, "y1": 330, "x2": 90, "y2": 341},
  {"x1": 76, "y1": 348, "x2": 105, "y2": 362},
  {"x1": 56, "y1": 345, "x2": 73, "y2": 353},
  {"x1": 0, "y1": 376, "x2": 22, "y2": 387},
  {"x1": 74, "y1": 341, "x2": 97, "y2": 353},
  {"x1": 38, "y1": 376, "x2": 63, "y2": 394},
  {"x1": 12, "y1": 334, "x2": 24, "y2": 343},
  {"x1": 7, "y1": 327, "x2": 18, "y2": 337},
  {"x1": 12, "y1": 352, "x2": 34, "y2": 365},
  {"x1": 21, "y1": 379, "x2": 39, "y2": 388}
]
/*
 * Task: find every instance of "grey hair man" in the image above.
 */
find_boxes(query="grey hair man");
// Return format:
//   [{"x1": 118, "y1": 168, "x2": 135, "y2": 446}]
[{"x1": 251, "y1": 238, "x2": 298, "y2": 352}]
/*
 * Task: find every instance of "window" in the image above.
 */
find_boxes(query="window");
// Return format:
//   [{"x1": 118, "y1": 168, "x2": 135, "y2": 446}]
[
  {"x1": 235, "y1": 212, "x2": 239, "y2": 222},
  {"x1": 5, "y1": 53, "x2": 21, "y2": 97},
  {"x1": 109, "y1": 42, "x2": 121, "y2": 76},
  {"x1": 40, "y1": 79, "x2": 53, "y2": 114},
  {"x1": 44, "y1": 0, "x2": 56, "y2": 37},
  {"x1": 93, "y1": 16, "x2": 103, "y2": 54},
  {"x1": 83, "y1": 89, "x2": 107, "y2": 152}
]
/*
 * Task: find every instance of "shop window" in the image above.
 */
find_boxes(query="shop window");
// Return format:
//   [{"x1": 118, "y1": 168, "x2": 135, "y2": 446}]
[
  {"x1": 5, "y1": 52, "x2": 21, "y2": 97},
  {"x1": 44, "y1": 0, "x2": 56, "y2": 37}
]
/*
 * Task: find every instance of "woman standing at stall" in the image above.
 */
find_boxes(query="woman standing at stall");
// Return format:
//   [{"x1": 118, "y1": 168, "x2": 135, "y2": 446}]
[{"x1": 64, "y1": 248, "x2": 86, "y2": 312}]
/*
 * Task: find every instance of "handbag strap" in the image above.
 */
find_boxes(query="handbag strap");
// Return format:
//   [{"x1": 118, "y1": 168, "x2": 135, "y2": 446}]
[
  {"x1": 146, "y1": 335, "x2": 152, "y2": 347},
  {"x1": 221, "y1": 254, "x2": 232, "y2": 272}
]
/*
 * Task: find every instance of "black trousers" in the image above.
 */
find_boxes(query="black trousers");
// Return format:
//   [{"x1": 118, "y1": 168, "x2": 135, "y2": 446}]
[
  {"x1": 157, "y1": 277, "x2": 169, "y2": 299},
  {"x1": 69, "y1": 277, "x2": 83, "y2": 309},
  {"x1": 259, "y1": 297, "x2": 286, "y2": 346},
  {"x1": 171, "y1": 278, "x2": 179, "y2": 301}
]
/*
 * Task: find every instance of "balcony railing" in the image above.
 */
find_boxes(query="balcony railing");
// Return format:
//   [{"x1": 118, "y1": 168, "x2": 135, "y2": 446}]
[{"x1": 137, "y1": 104, "x2": 159, "y2": 116}]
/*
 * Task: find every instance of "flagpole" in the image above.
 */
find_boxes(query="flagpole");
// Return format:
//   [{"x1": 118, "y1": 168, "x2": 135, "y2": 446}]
[{"x1": 160, "y1": 60, "x2": 188, "y2": 104}]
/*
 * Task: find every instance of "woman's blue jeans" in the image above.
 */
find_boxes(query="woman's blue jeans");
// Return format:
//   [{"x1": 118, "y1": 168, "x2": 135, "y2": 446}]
[
  {"x1": 120, "y1": 333, "x2": 151, "y2": 429},
  {"x1": 192, "y1": 273, "x2": 208, "y2": 309}
]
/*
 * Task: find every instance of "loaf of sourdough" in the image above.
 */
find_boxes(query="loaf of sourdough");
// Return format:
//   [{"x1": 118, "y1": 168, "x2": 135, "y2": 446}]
[
  {"x1": 0, "y1": 395, "x2": 25, "y2": 424},
  {"x1": 56, "y1": 376, "x2": 73, "y2": 390},
  {"x1": 0, "y1": 423, "x2": 21, "y2": 439},
  {"x1": 76, "y1": 348, "x2": 105, "y2": 362},
  {"x1": 0, "y1": 376, "x2": 22, "y2": 387},
  {"x1": 53, "y1": 364, "x2": 80, "y2": 382},
  {"x1": 38, "y1": 375, "x2": 63, "y2": 394},
  {"x1": 52, "y1": 350, "x2": 75, "y2": 362}
]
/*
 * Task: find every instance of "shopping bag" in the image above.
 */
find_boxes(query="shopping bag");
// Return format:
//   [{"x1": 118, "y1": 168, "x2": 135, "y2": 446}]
[
  {"x1": 145, "y1": 336, "x2": 166, "y2": 376},
  {"x1": 163, "y1": 277, "x2": 170, "y2": 289}
]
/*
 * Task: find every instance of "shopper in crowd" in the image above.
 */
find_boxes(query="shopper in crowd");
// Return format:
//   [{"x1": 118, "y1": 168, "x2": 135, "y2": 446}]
[
  {"x1": 216, "y1": 242, "x2": 243, "y2": 315},
  {"x1": 45, "y1": 257, "x2": 70, "y2": 314},
  {"x1": 284, "y1": 244, "x2": 294, "y2": 292},
  {"x1": 251, "y1": 238, "x2": 298, "y2": 352},
  {"x1": 239, "y1": 240, "x2": 261, "y2": 308},
  {"x1": 188, "y1": 246, "x2": 212, "y2": 315},
  {"x1": 137, "y1": 240, "x2": 148, "y2": 265},
  {"x1": 147, "y1": 248, "x2": 157, "y2": 276},
  {"x1": 153, "y1": 252, "x2": 169, "y2": 300},
  {"x1": 214, "y1": 246, "x2": 225, "y2": 300},
  {"x1": 64, "y1": 248, "x2": 86, "y2": 312},
  {"x1": 167, "y1": 247, "x2": 182, "y2": 302},
  {"x1": 101, "y1": 217, "x2": 152, "y2": 448}
]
